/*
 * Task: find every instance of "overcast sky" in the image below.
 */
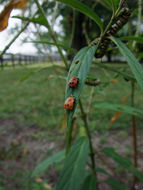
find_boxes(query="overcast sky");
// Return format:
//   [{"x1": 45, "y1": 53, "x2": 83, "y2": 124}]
[{"x1": 0, "y1": 6, "x2": 38, "y2": 55}]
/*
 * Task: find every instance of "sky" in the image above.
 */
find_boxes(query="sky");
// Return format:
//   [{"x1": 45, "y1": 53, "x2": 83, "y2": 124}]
[
  {"x1": 0, "y1": 3, "x2": 62, "y2": 55},
  {"x1": 0, "y1": 6, "x2": 37, "y2": 55}
]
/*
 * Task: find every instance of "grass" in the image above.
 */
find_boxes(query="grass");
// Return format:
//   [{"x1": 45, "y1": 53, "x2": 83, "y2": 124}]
[
  {"x1": 0, "y1": 62, "x2": 143, "y2": 189},
  {"x1": 0, "y1": 62, "x2": 143, "y2": 134},
  {"x1": 0, "y1": 62, "x2": 66, "y2": 134}
]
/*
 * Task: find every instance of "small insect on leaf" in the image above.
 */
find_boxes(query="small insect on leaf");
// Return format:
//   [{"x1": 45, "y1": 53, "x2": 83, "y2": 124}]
[
  {"x1": 64, "y1": 96, "x2": 75, "y2": 110},
  {"x1": 0, "y1": 0, "x2": 28, "y2": 32},
  {"x1": 68, "y1": 76, "x2": 79, "y2": 88}
]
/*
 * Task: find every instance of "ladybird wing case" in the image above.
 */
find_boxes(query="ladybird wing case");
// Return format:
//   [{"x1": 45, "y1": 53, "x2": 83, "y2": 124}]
[{"x1": 64, "y1": 96, "x2": 75, "y2": 110}]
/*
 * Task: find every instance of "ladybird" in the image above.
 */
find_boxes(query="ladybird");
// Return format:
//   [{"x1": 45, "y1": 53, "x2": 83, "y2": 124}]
[
  {"x1": 68, "y1": 76, "x2": 79, "y2": 88},
  {"x1": 64, "y1": 96, "x2": 75, "y2": 110}
]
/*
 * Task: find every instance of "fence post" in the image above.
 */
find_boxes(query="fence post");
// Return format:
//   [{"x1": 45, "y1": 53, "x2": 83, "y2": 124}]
[
  {"x1": 0, "y1": 56, "x2": 3, "y2": 67},
  {"x1": 18, "y1": 54, "x2": 22, "y2": 66},
  {"x1": 11, "y1": 54, "x2": 15, "y2": 67}
]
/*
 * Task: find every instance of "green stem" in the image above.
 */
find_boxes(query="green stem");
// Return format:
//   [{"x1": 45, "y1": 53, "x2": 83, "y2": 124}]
[
  {"x1": 34, "y1": 0, "x2": 69, "y2": 70},
  {"x1": 131, "y1": 82, "x2": 138, "y2": 190},
  {"x1": 79, "y1": 99, "x2": 97, "y2": 175},
  {"x1": 100, "y1": 0, "x2": 126, "y2": 39}
]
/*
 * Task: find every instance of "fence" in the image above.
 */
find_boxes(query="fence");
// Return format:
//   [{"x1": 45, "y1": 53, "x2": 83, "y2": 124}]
[
  {"x1": 0, "y1": 53, "x2": 61, "y2": 67},
  {"x1": 1, "y1": 53, "x2": 141, "y2": 67}
]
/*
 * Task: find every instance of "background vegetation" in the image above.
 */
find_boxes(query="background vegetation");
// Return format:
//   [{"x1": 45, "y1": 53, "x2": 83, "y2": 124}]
[{"x1": 0, "y1": 0, "x2": 143, "y2": 190}]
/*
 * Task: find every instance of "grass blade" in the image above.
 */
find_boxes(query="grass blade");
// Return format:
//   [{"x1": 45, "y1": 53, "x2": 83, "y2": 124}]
[
  {"x1": 103, "y1": 148, "x2": 143, "y2": 183},
  {"x1": 106, "y1": 177, "x2": 130, "y2": 190},
  {"x1": 94, "y1": 102, "x2": 143, "y2": 118}
]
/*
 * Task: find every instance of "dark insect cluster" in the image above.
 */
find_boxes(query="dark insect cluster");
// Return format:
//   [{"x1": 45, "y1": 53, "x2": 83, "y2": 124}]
[{"x1": 93, "y1": 7, "x2": 131, "y2": 58}]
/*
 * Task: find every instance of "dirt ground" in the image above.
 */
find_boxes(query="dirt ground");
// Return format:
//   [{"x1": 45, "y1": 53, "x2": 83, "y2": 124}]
[{"x1": 0, "y1": 119, "x2": 143, "y2": 190}]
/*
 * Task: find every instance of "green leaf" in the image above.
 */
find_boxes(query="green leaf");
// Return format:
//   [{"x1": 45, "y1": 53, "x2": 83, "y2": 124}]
[
  {"x1": 95, "y1": 62, "x2": 136, "y2": 82},
  {"x1": 94, "y1": 102, "x2": 143, "y2": 118},
  {"x1": 13, "y1": 16, "x2": 47, "y2": 27},
  {"x1": 20, "y1": 72, "x2": 35, "y2": 82},
  {"x1": 96, "y1": 168, "x2": 109, "y2": 175},
  {"x1": 103, "y1": 148, "x2": 143, "y2": 183},
  {"x1": 101, "y1": 0, "x2": 119, "y2": 11},
  {"x1": 56, "y1": 0, "x2": 103, "y2": 31},
  {"x1": 28, "y1": 41, "x2": 77, "y2": 53},
  {"x1": 105, "y1": 0, "x2": 112, "y2": 7},
  {"x1": 65, "y1": 45, "x2": 98, "y2": 129},
  {"x1": 81, "y1": 174, "x2": 98, "y2": 190},
  {"x1": 120, "y1": 36, "x2": 143, "y2": 44},
  {"x1": 110, "y1": 37, "x2": 143, "y2": 92},
  {"x1": 56, "y1": 137, "x2": 89, "y2": 190},
  {"x1": 106, "y1": 177, "x2": 130, "y2": 190},
  {"x1": 32, "y1": 150, "x2": 65, "y2": 177},
  {"x1": 113, "y1": 0, "x2": 120, "y2": 10}
]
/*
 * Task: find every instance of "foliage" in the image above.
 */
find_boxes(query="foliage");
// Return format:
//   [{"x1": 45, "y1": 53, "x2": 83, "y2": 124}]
[{"x1": 0, "y1": 0, "x2": 143, "y2": 189}]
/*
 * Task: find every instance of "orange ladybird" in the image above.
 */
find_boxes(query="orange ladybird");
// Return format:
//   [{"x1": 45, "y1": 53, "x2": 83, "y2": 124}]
[
  {"x1": 68, "y1": 76, "x2": 79, "y2": 88},
  {"x1": 64, "y1": 96, "x2": 75, "y2": 110}
]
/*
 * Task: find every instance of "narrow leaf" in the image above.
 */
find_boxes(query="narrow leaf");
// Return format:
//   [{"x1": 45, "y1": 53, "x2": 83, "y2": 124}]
[
  {"x1": 20, "y1": 71, "x2": 35, "y2": 82},
  {"x1": 65, "y1": 45, "x2": 98, "y2": 129},
  {"x1": 120, "y1": 36, "x2": 143, "y2": 44},
  {"x1": 56, "y1": 137, "x2": 89, "y2": 190},
  {"x1": 56, "y1": 0, "x2": 103, "y2": 31},
  {"x1": 100, "y1": 0, "x2": 119, "y2": 11},
  {"x1": 111, "y1": 37, "x2": 143, "y2": 91},
  {"x1": 105, "y1": 0, "x2": 118, "y2": 11},
  {"x1": 95, "y1": 62, "x2": 136, "y2": 82},
  {"x1": 103, "y1": 148, "x2": 143, "y2": 183},
  {"x1": 32, "y1": 150, "x2": 65, "y2": 177},
  {"x1": 81, "y1": 174, "x2": 98, "y2": 190},
  {"x1": 113, "y1": 0, "x2": 120, "y2": 10},
  {"x1": 13, "y1": 16, "x2": 47, "y2": 26},
  {"x1": 106, "y1": 177, "x2": 130, "y2": 190},
  {"x1": 94, "y1": 102, "x2": 143, "y2": 118},
  {"x1": 28, "y1": 41, "x2": 77, "y2": 53}
]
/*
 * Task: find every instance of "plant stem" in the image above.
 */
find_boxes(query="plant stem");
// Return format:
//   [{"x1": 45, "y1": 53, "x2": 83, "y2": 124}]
[
  {"x1": 0, "y1": 24, "x2": 28, "y2": 57},
  {"x1": 34, "y1": 0, "x2": 69, "y2": 70},
  {"x1": 79, "y1": 99, "x2": 97, "y2": 175},
  {"x1": 100, "y1": 0, "x2": 127, "y2": 39},
  {"x1": 131, "y1": 81, "x2": 138, "y2": 190},
  {"x1": 132, "y1": 0, "x2": 142, "y2": 49}
]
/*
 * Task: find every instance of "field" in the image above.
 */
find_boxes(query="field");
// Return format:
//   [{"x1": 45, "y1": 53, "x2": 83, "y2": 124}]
[{"x1": 0, "y1": 62, "x2": 143, "y2": 189}]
